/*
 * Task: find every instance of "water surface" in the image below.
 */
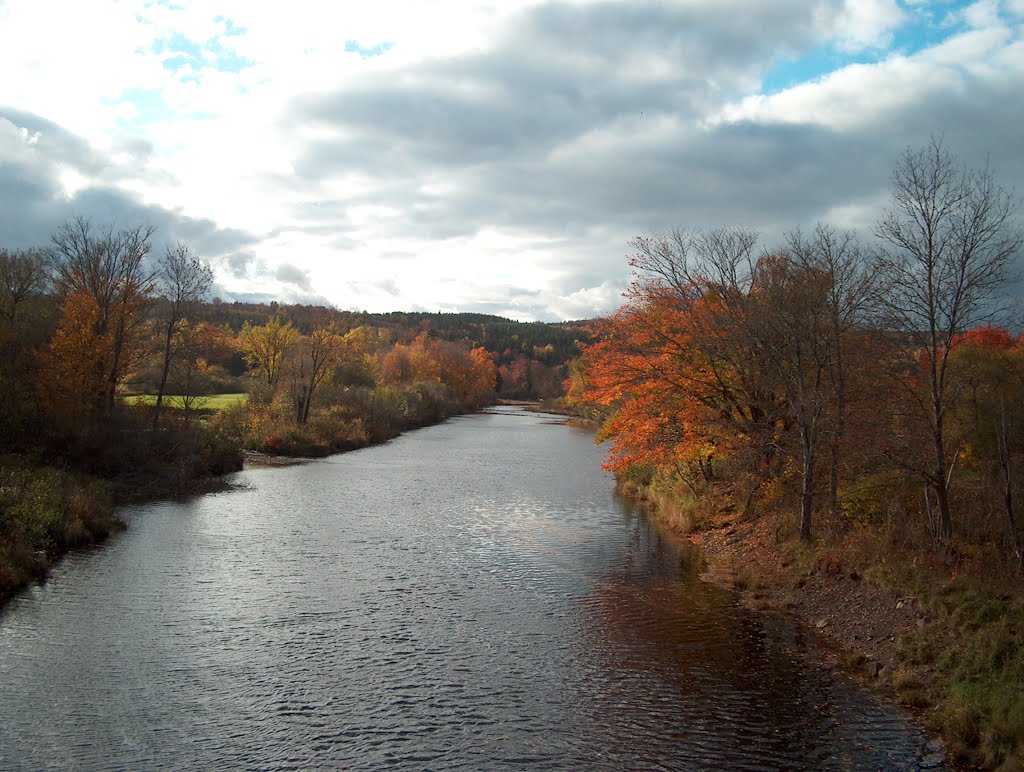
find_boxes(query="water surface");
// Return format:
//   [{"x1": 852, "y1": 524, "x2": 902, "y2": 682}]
[{"x1": 0, "y1": 407, "x2": 941, "y2": 769}]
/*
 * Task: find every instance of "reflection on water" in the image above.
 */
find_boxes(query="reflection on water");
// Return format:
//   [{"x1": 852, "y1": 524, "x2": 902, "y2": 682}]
[{"x1": 0, "y1": 407, "x2": 940, "y2": 769}]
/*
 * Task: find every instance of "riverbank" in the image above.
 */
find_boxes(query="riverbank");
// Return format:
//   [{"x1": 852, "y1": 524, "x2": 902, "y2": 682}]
[
  {"x1": 633, "y1": 488, "x2": 1024, "y2": 770},
  {"x1": 0, "y1": 398, "x2": 493, "y2": 611},
  {"x1": 0, "y1": 442, "x2": 241, "y2": 610},
  {"x1": 0, "y1": 459, "x2": 120, "y2": 609}
]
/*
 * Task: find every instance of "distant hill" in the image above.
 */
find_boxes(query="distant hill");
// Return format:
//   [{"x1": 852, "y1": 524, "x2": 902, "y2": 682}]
[{"x1": 195, "y1": 302, "x2": 595, "y2": 368}]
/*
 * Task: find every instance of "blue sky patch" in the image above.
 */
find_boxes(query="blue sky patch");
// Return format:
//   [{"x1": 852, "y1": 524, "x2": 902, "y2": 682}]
[
  {"x1": 344, "y1": 39, "x2": 394, "y2": 58},
  {"x1": 106, "y1": 87, "x2": 172, "y2": 127},
  {"x1": 153, "y1": 30, "x2": 253, "y2": 77},
  {"x1": 759, "y1": 0, "x2": 980, "y2": 95}
]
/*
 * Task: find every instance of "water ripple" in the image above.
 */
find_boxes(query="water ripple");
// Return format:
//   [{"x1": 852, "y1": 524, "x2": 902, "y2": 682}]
[{"x1": 0, "y1": 408, "x2": 941, "y2": 770}]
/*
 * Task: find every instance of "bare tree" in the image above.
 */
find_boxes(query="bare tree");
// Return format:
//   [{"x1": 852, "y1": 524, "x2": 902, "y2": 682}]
[
  {"x1": 875, "y1": 137, "x2": 1023, "y2": 541},
  {"x1": 46, "y1": 217, "x2": 157, "y2": 416},
  {"x1": 151, "y1": 243, "x2": 213, "y2": 431},
  {"x1": 747, "y1": 252, "x2": 837, "y2": 541},
  {"x1": 0, "y1": 248, "x2": 51, "y2": 436},
  {"x1": 786, "y1": 225, "x2": 876, "y2": 517},
  {"x1": 0, "y1": 248, "x2": 49, "y2": 322}
]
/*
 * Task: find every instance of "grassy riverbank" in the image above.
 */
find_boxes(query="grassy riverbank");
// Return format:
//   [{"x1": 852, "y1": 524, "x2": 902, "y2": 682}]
[
  {"x1": 622, "y1": 477, "x2": 1024, "y2": 770},
  {"x1": 0, "y1": 458, "x2": 120, "y2": 607}
]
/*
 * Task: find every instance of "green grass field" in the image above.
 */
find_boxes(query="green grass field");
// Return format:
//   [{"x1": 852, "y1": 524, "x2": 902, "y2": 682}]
[{"x1": 124, "y1": 393, "x2": 248, "y2": 410}]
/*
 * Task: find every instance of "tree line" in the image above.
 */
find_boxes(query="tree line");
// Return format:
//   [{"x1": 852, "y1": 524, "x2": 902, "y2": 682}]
[
  {"x1": 571, "y1": 137, "x2": 1024, "y2": 560},
  {"x1": 1, "y1": 219, "x2": 521, "y2": 468}
]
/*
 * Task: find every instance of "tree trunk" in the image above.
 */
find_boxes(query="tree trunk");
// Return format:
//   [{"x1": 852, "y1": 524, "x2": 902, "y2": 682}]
[
  {"x1": 933, "y1": 398, "x2": 953, "y2": 541},
  {"x1": 301, "y1": 377, "x2": 315, "y2": 424},
  {"x1": 933, "y1": 473, "x2": 952, "y2": 542},
  {"x1": 998, "y1": 397, "x2": 1024, "y2": 571},
  {"x1": 800, "y1": 435, "x2": 815, "y2": 542},
  {"x1": 151, "y1": 321, "x2": 176, "y2": 433},
  {"x1": 828, "y1": 441, "x2": 839, "y2": 519}
]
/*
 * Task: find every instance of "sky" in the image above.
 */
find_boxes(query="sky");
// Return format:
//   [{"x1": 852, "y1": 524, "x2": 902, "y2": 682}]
[{"x1": 1, "y1": 0, "x2": 1022, "y2": 321}]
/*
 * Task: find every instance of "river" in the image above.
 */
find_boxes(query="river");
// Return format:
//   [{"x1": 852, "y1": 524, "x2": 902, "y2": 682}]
[{"x1": 0, "y1": 406, "x2": 942, "y2": 770}]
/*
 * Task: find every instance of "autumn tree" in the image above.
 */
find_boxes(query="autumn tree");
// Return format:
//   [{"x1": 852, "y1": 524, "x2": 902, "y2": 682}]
[
  {"x1": 151, "y1": 243, "x2": 213, "y2": 431},
  {"x1": 239, "y1": 316, "x2": 299, "y2": 391},
  {"x1": 42, "y1": 292, "x2": 111, "y2": 430},
  {"x1": 582, "y1": 296, "x2": 729, "y2": 484},
  {"x1": 466, "y1": 345, "x2": 498, "y2": 405},
  {"x1": 586, "y1": 227, "x2": 879, "y2": 541},
  {"x1": 429, "y1": 339, "x2": 497, "y2": 406},
  {"x1": 291, "y1": 319, "x2": 344, "y2": 424},
  {"x1": 584, "y1": 230, "x2": 789, "y2": 503},
  {"x1": 168, "y1": 321, "x2": 224, "y2": 424},
  {"x1": 945, "y1": 327, "x2": 1024, "y2": 566},
  {"x1": 380, "y1": 333, "x2": 441, "y2": 386},
  {"x1": 746, "y1": 253, "x2": 840, "y2": 541},
  {"x1": 379, "y1": 343, "x2": 414, "y2": 385},
  {"x1": 45, "y1": 218, "x2": 156, "y2": 416},
  {"x1": 334, "y1": 326, "x2": 383, "y2": 387},
  {"x1": 630, "y1": 228, "x2": 789, "y2": 464},
  {"x1": 875, "y1": 137, "x2": 1023, "y2": 541}
]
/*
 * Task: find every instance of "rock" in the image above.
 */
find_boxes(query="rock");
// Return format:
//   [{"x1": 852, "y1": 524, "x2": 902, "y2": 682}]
[
  {"x1": 816, "y1": 619, "x2": 828, "y2": 629},
  {"x1": 866, "y1": 660, "x2": 883, "y2": 678}
]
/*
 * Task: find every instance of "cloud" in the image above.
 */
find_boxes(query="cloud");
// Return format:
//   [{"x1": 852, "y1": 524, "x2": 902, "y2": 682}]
[
  {"x1": 833, "y1": 0, "x2": 905, "y2": 52},
  {"x1": 225, "y1": 251, "x2": 255, "y2": 279},
  {"x1": 0, "y1": 106, "x2": 260, "y2": 274},
  {"x1": 1, "y1": 1, "x2": 1023, "y2": 321},
  {"x1": 373, "y1": 278, "x2": 401, "y2": 296},
  {"x1": 275, "y1": 263, "x2": 313, "y2": 291}
]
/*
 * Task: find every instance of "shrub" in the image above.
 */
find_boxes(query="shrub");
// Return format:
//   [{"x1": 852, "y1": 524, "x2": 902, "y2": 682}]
[{"x1": 0, "y1": 459, "x2": 118, "y2": 601}]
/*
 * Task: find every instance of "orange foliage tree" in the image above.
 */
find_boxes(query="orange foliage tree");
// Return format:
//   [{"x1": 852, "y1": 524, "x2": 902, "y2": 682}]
[
  {"x1": 42, "y1": 291, "x2": 112, "y2": 429},
  {"x1": 583, "y1": 226, "x2": 877, "y2": 541},
  {"x1": 380, "y1": 333, "x2": 495, "y2": 407},
  {"x1": 582, "y1": 281, "x2": 776, "y2": 493},
  {"x1": 45, "y1": 218, "x2": 155, "y2": 417}
]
